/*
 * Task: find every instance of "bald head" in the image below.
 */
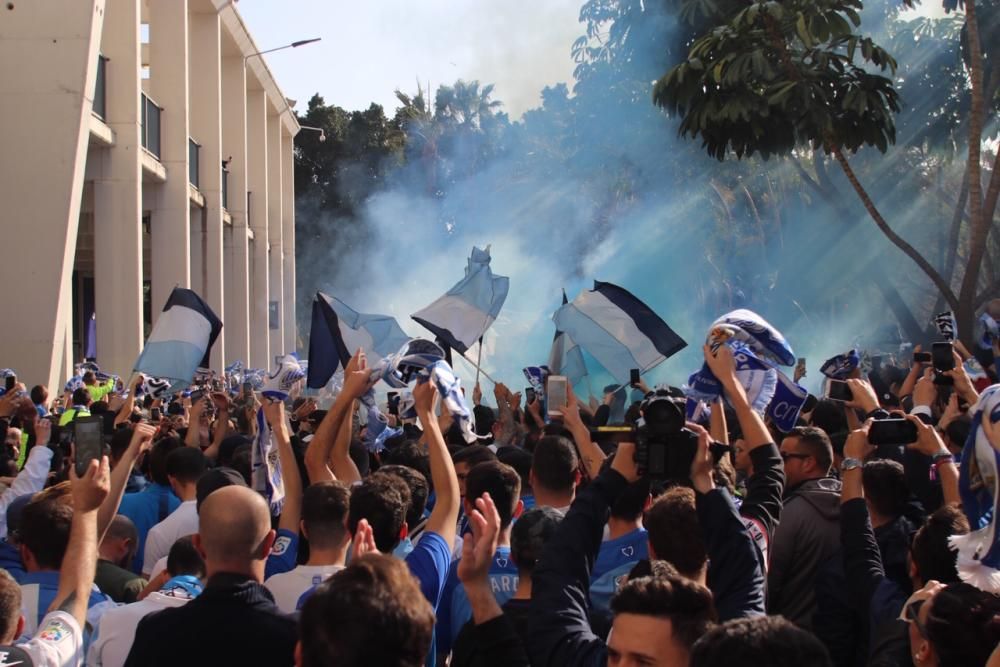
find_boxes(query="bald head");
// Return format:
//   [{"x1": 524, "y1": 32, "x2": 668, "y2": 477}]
[{"x1": 197, "y1": 486, "x2": 273, "y2": 568}]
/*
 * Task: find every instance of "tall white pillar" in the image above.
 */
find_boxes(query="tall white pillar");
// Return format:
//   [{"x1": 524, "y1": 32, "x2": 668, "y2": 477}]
[
  {"x1": 281, "y1": 131, "x2": 297, "y2": 353},
  {"x1": 93, "y1": 0, "x2": 144, "y2": 378},
  {"x1": 147, "y1": 0, "x2": 190, "y2": 318},
  {"x1": 189, "y1": 8, "x2": 225, "y2": 370},
  {"x1": 247, "y1": 89, "x2": 270, "y2": 369},
  {"x1": 222, "y1": 54, "x2": 250, "y2": 366},
  {"x1": 0, "y1": 0, "x2": 105, "y2": 391},
  {"x1": 266, "y1": 113, "x2": 284, "y2": 356}
]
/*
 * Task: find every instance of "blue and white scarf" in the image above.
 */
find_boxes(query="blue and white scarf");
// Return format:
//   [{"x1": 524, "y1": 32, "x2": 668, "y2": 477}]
[
  {"x1": 523, "y1": 366, "x2": 550, "y2": 397},
  {"x1": 820, "y1": 350, "x2": 861, "y2": 380},
  {"x1": 767, "y1": 370, "x2": 809, "y2": 433},
  {"x1": 979, "y1": 313, "x2": 1000, "y2": 351},
  {"x1": 685, "y1": 310, "x2": 792, "y2": 414},
  {"x1": 425, "y1": 360, "x2": 476, "y2": 443},
  {"x1": 935, "y1": 311, "x2": 958, "y2": 342},
  {"x1": 253, "y1": 355, "x2": 306, "y2": 516},
  {"x1": 952, "y1": 384, "x2": 1000, "y2": 592}
]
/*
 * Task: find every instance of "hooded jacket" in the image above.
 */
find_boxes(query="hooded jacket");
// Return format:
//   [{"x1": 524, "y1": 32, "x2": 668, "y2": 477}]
[{"x1": 767, "y1": 476, "x2": 842, "y2": 628}]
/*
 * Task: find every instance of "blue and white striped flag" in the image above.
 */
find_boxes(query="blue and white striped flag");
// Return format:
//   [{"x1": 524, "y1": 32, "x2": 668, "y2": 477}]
[
  {"x1": 134, "y1": 288, "x2": 222, "y2": 388},
  {"x1": 552, "y1": 282, "x2": 686, "y2": 384},
  {"x1": 307, "y1": 292, "x2": 412, "y2": 389},
  {"x1": 549, "y1": 290, "x2": 589, "y2": 389},
  {"x1": 411, "y1": 246, "x2": 509, "y2": 354}
]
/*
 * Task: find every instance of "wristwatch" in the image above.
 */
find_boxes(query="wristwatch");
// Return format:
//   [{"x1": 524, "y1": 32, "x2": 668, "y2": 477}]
[{"x1": 841, "y1": 457, "x2": 863, "y2": 472}]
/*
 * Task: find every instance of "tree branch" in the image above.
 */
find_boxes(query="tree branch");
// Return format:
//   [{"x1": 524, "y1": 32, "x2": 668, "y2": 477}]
[{"x1": 830, "y1": 145, "x2": 959, "y2": 311}]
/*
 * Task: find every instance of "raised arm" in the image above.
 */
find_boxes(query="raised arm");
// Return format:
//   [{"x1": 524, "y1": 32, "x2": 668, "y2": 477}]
[
  {"x1": 201, "y1": 392, "x2": 231, "y2": 462},
  {"x1": 264, "y1": 401, "x2": 302, "y2": 534},
  {"x1": 184, "y1": 398, "x2": 206, "y2": 448},
  {"x1": 560, "y1": 383, "x2": 606, "y2": 481},
  {"x1": 703, "y1": 344, "x2": 771, "y2": 451},
  {"x1": 114, "y1": 376, "x2": 142, "y2": 427},
  {"x1": 709, "y1": 397, "x2": 728, "y2": 444},
  {"x1": 328, "y1": 408, "x2": 361, "y2": 485},
  {"x1": 416, "y1": 380, "x2": 459, "y2": 547},
  {"x1": 98, "y1": 423, "x2": 155, "y2": 543},
  {"x1": 905, "y1": 414, "x2": 960, "y2": 506},
  {"x1": 53, "y1": 455, "x2": 110, "y2": 627},
  {"x1": 306, "y1": 349, "x2": 367, "y2": 484}
]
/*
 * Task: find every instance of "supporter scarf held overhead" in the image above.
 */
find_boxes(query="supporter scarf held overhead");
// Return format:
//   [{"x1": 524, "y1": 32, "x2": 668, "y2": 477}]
[
  {"x1": 934, "y1": 311, "x2": 958, "y2": 342},
  {"x1": 952, "y1": 384, "x2": 1000, "y2": 593},
  {"x1": 253, "y1": 355, "x2": 306, "y2": 516},
  {"x1": 820, "y1": 350, "x2": 861, "y2": 380}
]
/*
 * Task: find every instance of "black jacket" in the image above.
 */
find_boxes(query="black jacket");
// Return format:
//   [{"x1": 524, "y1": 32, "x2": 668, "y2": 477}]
[
  {"x1": 738, "y1": 443, "x2": 785, "y2": 573},
  {"x1": 451, "y1": 599, "x2": 532, "y2": 667},
  {"x1": 526, "y1": 467, "x2": 766, "y2": 666},
  {"x1": 123, "y1": 573, "x2": 297, "y2": 667}
]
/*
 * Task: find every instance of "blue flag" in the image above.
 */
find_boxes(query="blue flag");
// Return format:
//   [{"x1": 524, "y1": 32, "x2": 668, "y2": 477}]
[
  {"x1": 767, "y1": 370, "x2": 808, "y2": 433},
  {"x1": 307, "y1": 292, "x2": 412, "y2": 389},
  {"x1": 134, "y1": 288, "x2": 222, "y2": 388},
  {"x1": 412, "y1": 246, "x2": 509, "y2": 354}
]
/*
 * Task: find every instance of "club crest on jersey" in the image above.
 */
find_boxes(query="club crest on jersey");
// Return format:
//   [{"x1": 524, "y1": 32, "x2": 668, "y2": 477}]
[{"x1": 271, "y1": 535, "x2": 292, "y2": 556}]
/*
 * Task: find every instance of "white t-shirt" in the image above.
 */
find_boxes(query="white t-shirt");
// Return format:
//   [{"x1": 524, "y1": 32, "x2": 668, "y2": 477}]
[
  {"x1": 264, "y1": 564, "x2": 345, "y2": 613},
  {"x1": 8, "y1": 610, "x2": 83, "y2": 667},
  {"x1": 142, "y1": 500, "x2": 199, "y2": 576},
  {"x1": 86, "y1": 590, "x2": 192, "y2": 667}
]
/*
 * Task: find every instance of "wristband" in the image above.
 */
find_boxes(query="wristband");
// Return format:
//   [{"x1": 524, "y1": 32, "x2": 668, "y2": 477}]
[{"x1": 931, "y1": 452, "x2": 954, "y2": 467}]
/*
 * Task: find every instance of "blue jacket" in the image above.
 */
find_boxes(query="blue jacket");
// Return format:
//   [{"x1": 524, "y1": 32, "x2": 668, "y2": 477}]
[
  {"x1": 118, "y1": 483, "x2": 180, "y2": 572},
  {"x1": 0, "y1": 540, "x2": 24, "y2": 580}
]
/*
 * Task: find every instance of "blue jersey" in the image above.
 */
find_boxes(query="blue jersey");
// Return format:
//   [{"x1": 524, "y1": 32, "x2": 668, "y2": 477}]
[
  {"x1": 118, "y1": 483, "x2": 180, "y2": 573},
  {"x1": 590, "y1": 528, "x2": 648, "y2": 611},
  {"x1": 436, "y1": 546, "x2": 519, "y2": 657},
  {"x1": 265, "y1": 528, "x2": 299, "y2": 580}
]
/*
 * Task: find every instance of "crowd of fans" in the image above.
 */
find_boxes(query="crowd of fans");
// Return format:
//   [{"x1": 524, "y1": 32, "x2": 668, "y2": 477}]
[{"x1": 0, "y1": 331, "x2": 999, "y2": 667}]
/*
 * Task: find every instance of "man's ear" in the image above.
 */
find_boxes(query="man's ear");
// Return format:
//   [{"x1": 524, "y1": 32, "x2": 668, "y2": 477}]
[
  {"x1": 259, "y1": 529, "x2": 277, "y2": 560},
  {"x1": 300, "y1": 520, "x2": 308, "y2": 541},
  {"x1": 642, "y1": 493, "x2": 653, "y2": 512},
  {"x1": 573, "y1": 470, "x2": 582, "y2": 488},
  {"x1": 192, "y1": 533, "x2": 208, "y2": 561},
  {"x1": 399, "y1": 521, "x2": 409, "y2": 541},
  {"x1": 513, "y1": 499, "x2": 524, "y2": 520}
]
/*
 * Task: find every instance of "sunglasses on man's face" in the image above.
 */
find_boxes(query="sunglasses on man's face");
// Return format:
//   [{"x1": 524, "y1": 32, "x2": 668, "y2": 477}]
[{"x1": 780, "y1": 452, "x2": 810, "y2": 462}]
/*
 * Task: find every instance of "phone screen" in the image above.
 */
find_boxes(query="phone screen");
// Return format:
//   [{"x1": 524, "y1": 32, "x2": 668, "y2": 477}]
[
  {"x1": 150, "y1": 407, "x2": 161, "y2": 422},
  {"x1": 242, "y1": 382, "x2": 253, "y2": 397},
  {"x1": 4, "y1": 375, "x2": 15, "y2": 392},
  {"x1": 73, "y1": 417, "x2": 104, "y2": 477},
  {"x1": 629, "y1": 369, "x2": 641, "y2": 388},
  {"x1": 826, "y1": 379, "x2": 853, "y2": 402},
  {"x1": 868, "y1": 418, "x2": 918, "y2": 446},
  {"x1": 932, "y1": 342, "x2": 955, "y2": 372},
  {"x1": 547, "y1": 376, "x2": 568, "y2": 416},
  {"x1": 525, "y1": 387, "x2": 536, "y2": 404},
  {"x1": 913, "y1": 352, "x2": 932, "y2": 363}
]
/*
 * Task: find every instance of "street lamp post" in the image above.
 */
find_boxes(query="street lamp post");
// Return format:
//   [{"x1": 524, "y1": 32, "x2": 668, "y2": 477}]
[{"x1": 243, "y1": 37, "x2": 321, "y2": 63}]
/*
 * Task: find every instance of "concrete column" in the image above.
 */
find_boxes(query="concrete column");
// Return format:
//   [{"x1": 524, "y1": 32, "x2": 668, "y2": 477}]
[
  {"x1": 247, "y1": 88, "x2": 269, "y2": 369},
  {"x1": 266, "y1": 112, "x2": 284, "y2": 356},
  {"x1": 281, "y1": 131, "x2": 297, "y2": 353},
  {"x1": 221, "y1": 54, "x2": 249, "y2": 366},
  {"x1": 0, "y1": 0, "x2": 104, "y2": 391},
  {"x1": 147, "y1": 0, "x2": 190, "y2": 317},
  {"x1": 189, "y1": 8, "x2": 225, "y2": 370},
  {"x1": 93, "y1": 0, "x2": 144, "y2": 378}
]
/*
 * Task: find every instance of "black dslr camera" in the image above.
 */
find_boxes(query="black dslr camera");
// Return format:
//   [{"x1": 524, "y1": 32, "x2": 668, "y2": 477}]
[{"x1": 595, "y1": 391, "x2": 731, "y2": 482}]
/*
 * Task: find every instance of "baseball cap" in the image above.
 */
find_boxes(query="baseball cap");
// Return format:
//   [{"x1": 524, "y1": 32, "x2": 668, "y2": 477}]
[{"x1": 195, "y1": 467, "x2": 248, "y2": 511}]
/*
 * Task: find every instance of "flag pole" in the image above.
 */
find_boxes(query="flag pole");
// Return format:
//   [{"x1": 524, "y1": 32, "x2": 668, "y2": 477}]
[
  {"x1": 475, "y1": 337, "x2": 483, "y2": 386},
  {"x1": 458, "y1": 351, "x2": 498, "y2": 385}
]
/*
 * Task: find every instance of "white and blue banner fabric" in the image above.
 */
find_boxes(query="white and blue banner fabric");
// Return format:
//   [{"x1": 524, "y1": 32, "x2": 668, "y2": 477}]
[
  {"x1": 549, "y1": 290, "x2": 589, "y2": 389},
  {"x1": 307, "y1": 292, "x2": 412, "y2": 389},
  {"x1": 133, "y1": 288, "x2": 222, "y2": 389},
  {"x1": 411, "y1": 246, "x2": 509, "y2": 354},
  {"x1": 552, "y1": 282, "x2": 686, "y2": 385}
]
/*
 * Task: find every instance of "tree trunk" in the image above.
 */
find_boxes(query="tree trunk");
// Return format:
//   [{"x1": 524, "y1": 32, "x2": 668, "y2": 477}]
[
  {"x1": 830, "y1": 145, "x2": 959, "y2": 312},
  {"x1": 956, "y1": 0, "x2": 988, "y2": 346}
]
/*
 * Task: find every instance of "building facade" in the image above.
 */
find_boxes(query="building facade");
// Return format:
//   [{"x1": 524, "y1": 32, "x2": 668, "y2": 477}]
[{"x1": 0, "y1": 0, "x2": 298, "y2": 392}]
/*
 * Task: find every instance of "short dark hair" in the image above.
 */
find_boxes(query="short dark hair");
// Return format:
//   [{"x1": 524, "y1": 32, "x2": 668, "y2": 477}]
[
  {"x1": 109, "y1": 426, "x2": 134, "y2": 462},
  {"x1": 611, "y1": 478, "x2": 651, "y2": 521},
  {"x1": 384, "y1": 441, "x2": 432, "y2": 491},
  {"x1": 82, "y1": 371, "x2": 97, "y2": 385},
  {"x1": 71, "y1": 387, "x2": 91, "y2": 406},
  {"x1": 378, "y1": 465, "x2": 428, "y2": 530},
  {"x1": 148, "y1": 436, "x2": 183, "y2": 486},
  {"x1": 808, "y1": 400, "x2": 847, "y2": 440},
  {"x1": 925, "y1": 582, "x2": 1000, "y2": 667},
  {"x1": 166, "y1": 535, "x2": 205, "y2": 578},
  {"x1": 0, "y1": 569, "x2": 21, "y2": 640},
  {"x1": 473, "y1": 405, "x2": 496, "y2": 438},
  {"x1": 465, "y1": 461, "x2": 521, "y2": 529},
  {"x1": 30, "y1": 385, "x2": 47, "y2": 407},
  {"x1": 302, "y1": 481, "x2": 351, "y2": 550},
  {"x1": 690, "y1": 616, "x2": 832, "y2": 667},
  {"x1": 944, "y1": 415, "x2": 971, "y2": 451},
  {"x1": 349, "y1": 472, "x2": 410, "y2": 553},
  {"x1": 20, "y1": 497, "x2": 72, "y2": 569},
  {"x1": 166, "y1": 447, "x2": 208, "y2": 485},
  {"x1": 911, "y1": 504, "x2": 969, "y2": 584},
  {"x1": 299, "y1": 554, "x2": 434, "y2": 667},
  {"x1": 452, "y1": 444, "x2": 497, "y2": 468},
  {"x1": 496, "y1": 446, "x2": 533, "y2": 493},
  {"x1": 510, "y1": 507, "x2": 561, "y2": 572},
  {"x1": 645, "y1": 487, "x2": 705, "y2": 578},
  {"x1": 787, "y1": 426, "x2": 833, "y2": 474},
  {"x1": 531, "y1": 435, "x2": 579, "y2": 494},
  {"x1": 610, "y1": 573, "x2": 716, "y2": 650},
  {"x1": 861, "y1": 459, "x2": 908, "y2": 519}
]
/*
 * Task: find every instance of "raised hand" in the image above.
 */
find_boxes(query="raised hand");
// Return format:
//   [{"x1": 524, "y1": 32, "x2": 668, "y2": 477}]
[
  {"x1": 70, "y1": 455, "x2": 111, "y2": 513},
  {"x1": 351, "y1": 518, "x2": 378, "y2": 560},
  {"x1": 342, "y1": 349, "x2": 371, "y2": 399},
  {"x1": 457, "y1": 493, "x2": 501, "y2": 585},
  {"x1": 686, "y1": 422, "x2": 715, "y2": 493},
  {"x1": 413, "y1": 380, "x2": 438, "y2": 416},
  {"x1": 845, "y1": 378, "x2": 879, "y2": 414}
]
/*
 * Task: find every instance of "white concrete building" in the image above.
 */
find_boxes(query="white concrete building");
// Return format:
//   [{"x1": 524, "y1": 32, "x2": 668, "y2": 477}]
[{"x1": 0, "y1": 0, "x2": 299, "y2": 392}]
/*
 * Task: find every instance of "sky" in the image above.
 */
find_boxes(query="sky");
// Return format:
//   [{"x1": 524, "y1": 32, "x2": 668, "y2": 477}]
[{"x1": 236, "y1": 0, "x2": 584, "y2": 119}]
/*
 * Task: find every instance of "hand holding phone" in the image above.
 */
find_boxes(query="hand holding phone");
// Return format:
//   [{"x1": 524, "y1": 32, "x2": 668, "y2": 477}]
[
  {"x1": 547, "y1": 376, "x2": 568, "y2": 417},
  {"x1": 629, "y1": 369, "x2": 641, "y2": 388},
  {"x1": 913, "y1": 351, "x2": 932, "y2": 364},
  {"x1": 826, "y1": 379, "x2": 853, "y2": 403},
  {"x1": 931, "y1": 342, "x2": 955, "y2": 385},
  {"x1": 868, "y1": 418, "x2": 918, "y2": 446},
  {"x1": 73, "y1": 416, "x2": 104, "y2": 478}
]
